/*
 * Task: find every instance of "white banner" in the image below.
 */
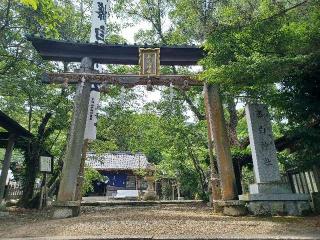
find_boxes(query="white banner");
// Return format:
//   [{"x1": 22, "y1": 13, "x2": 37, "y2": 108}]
[
  {"x1": 84, "y1": 0, "x2": 110, "y2": 140},
  {"x1": 89, "y1": 0, "x2": 109, "y2": 44},
  {"x1": 84, "y1": 85, "x2": 100, "y2": 140}
]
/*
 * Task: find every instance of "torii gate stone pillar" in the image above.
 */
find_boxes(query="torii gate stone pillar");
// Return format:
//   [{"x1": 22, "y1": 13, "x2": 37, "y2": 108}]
[
  {"x1": 205, "y1": 84, "x2": 237, "y2": 200},
  {"x1": 53, "y1": 57, "x2": 92, "y2": 219},
  {"x1": 204, "y1": 84, "x2": 247, "y2": 216}
]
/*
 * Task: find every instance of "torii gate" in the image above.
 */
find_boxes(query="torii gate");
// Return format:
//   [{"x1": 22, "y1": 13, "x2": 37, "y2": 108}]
[{"x1": 27, "y1": 35, "x2": 238, "y2": 218}]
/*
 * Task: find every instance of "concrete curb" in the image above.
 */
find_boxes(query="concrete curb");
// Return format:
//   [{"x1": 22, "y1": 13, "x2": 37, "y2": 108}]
[
  {"x1": 81, "y1": 200, "x2": 204, "y2": 207},
  {"x1": 2, "y1": 235, "x2": 320, "y2": 240}
]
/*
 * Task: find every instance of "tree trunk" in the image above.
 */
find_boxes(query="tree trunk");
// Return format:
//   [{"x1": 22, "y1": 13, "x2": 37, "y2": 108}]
[
  {"x1": 227, "y1": 98, "x2": 240, "y2": 147},
  {"x1": 186, "y1": 141, "x2": 208, "y2": 198},
  {"x1": 19, "y1": 112, "x2": 52, "y2": 208}
]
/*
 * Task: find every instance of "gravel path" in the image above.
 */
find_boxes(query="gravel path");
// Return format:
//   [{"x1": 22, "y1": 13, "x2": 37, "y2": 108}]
[{"x1": 0, "y1": 205, "x2": 319, "y2": 239}]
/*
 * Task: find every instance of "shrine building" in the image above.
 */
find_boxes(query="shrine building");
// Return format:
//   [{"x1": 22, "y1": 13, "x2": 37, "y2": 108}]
[{"x1": 85, "y1": 152, "x2": 152, "y2": 197}]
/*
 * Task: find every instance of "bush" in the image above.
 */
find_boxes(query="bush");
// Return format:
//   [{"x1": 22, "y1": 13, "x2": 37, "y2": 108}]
[{"x1": 82, "y1": 167, "x2": 106, "y2": 195}]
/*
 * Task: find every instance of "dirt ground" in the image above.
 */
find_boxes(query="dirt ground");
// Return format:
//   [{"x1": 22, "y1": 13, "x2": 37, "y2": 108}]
[{"x1": 0, "y1": 204, "x2": 320, "y2": 239}]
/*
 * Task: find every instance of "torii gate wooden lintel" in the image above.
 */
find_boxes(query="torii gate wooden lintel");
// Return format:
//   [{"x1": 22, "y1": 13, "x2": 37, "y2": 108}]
[{"x1": 42, "y1": 72, "x2": 204, "y2": 87}]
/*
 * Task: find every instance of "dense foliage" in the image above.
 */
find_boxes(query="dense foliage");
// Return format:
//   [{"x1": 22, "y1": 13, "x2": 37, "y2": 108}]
[{"x1": 201, "y1": 0, "x2": 320, "y2": 169}]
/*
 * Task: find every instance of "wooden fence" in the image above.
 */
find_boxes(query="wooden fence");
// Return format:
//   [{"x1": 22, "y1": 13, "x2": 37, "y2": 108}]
[
  {"x1": 5, "y1": 186, "x2": 41, "y2": 200},
  {"x1": 284, "y1": 166, "x2": 320, "y2": 194}
]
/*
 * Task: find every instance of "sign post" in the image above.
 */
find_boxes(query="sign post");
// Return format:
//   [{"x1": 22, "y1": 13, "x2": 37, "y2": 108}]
[
  {"x1": 39, "y1": 156, "x2": 53, "y2": 173},
  {"x1": 39, "y1": 156, "x2": 53, "y2": 209}
]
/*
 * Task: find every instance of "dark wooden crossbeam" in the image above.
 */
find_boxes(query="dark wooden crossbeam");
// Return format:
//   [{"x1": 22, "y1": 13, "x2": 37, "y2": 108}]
[
  {"x1": 0, "y1": 132, "x2": 11, "y2": 140},
  {"x1": 0, "y1": 136, "x2": 26, "y2": 149},
  {"x1": 27, "y1": 36, "x2": 205, "y2": 66},
  {"x1": 42, "y1": 72, "x2": 204, "y2": 87}
]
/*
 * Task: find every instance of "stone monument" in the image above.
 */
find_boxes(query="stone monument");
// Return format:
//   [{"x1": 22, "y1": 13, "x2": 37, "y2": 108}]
[{"x1": 239, "y1": 103, "x2": 311, "y2": 215}]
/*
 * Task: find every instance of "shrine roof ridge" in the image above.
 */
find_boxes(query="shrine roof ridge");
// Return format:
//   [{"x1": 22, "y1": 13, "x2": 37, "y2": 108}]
[
  {"x1": 85, "y1": 152, "x2": 151, "y2": 171},
  {"x1": 89, "y1": 151, "x2": 145, "y2": 155},
  {"x1": 0, "y1": 110, "x2": 33, "y2": 138},
  {"x1": 0, "y1": 110, "x2": 52, "y2": 156},
  {"x1": 26, "y1": 35, "x2": 205, "y2": 66}
]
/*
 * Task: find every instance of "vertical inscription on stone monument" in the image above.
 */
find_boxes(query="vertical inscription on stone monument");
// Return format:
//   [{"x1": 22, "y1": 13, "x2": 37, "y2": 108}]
[{"x1": 245, "y1": 104, "x2": 281, "y2": 183}]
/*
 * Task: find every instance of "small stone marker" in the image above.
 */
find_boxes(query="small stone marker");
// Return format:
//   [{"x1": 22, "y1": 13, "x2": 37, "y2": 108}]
[{"x1": 245, "y1": 103, "x2": 280, "y2": 183}]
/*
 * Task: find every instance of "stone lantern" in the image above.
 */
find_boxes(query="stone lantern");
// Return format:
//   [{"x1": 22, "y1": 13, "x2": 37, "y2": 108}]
[{"x1": 143, "y1": 164, "x2": 157, "y2": 201}]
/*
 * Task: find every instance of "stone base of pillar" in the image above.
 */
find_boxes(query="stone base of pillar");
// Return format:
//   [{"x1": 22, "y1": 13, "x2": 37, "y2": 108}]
[
  {"x1": 247, "y1": 200, "x2": 310, "y2": 216},
  {"x1": 0, "y1": 205, "x2": 9, "y2": 217},
  {"x1": 312, "y1": 192, "x2": 320, "y2": 214},
  {"x1": 240, "y1": 181, "x2": 312, "y2": 216},
  {"x1": 249, "y1": 182, "x2": 292, "y2": 194},
  {"x1": 143, "y1": 191, "x2": 157, "y2": 201},
  {"x1": 0, "y1": 203, "x2": 9, "y2": 217},
  {"x1": 239, "y1": 194, "x2": 311, "y2": 216},
  {"x1": 211, "y1": 202, "x2": 223, "y2": 213},
  {"x1": 0, "y1": 211, "x2": 9, "y2": 217},
  {"x1": 52, "y1": 201, "x2": 81, "y2": 219},
  {"x1": 213, "y1": 200, "x2": 248, "y2": 216}
]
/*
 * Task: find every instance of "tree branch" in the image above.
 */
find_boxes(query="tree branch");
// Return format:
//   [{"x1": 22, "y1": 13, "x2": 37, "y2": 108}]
[
  {"x1": 176, "y1": 88, "x2": 205, "y2": 121},
  {"x1": 261, "y1": 0, "x2": 309, "y2": 22},
  {"x1": 0, "y1": 0, "x2": 12, "y2": 32}
]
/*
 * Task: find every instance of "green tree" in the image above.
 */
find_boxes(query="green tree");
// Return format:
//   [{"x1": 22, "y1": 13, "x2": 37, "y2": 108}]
[
  {"x1": 82, "y1": 167, "x2": 106, "y2": 195},
  {"x1": 0, "y1": 0, "x2": 87, "y2": 207},
  {"x1": 202, "y1": 0, "x2": 320, "y2": 169}
]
